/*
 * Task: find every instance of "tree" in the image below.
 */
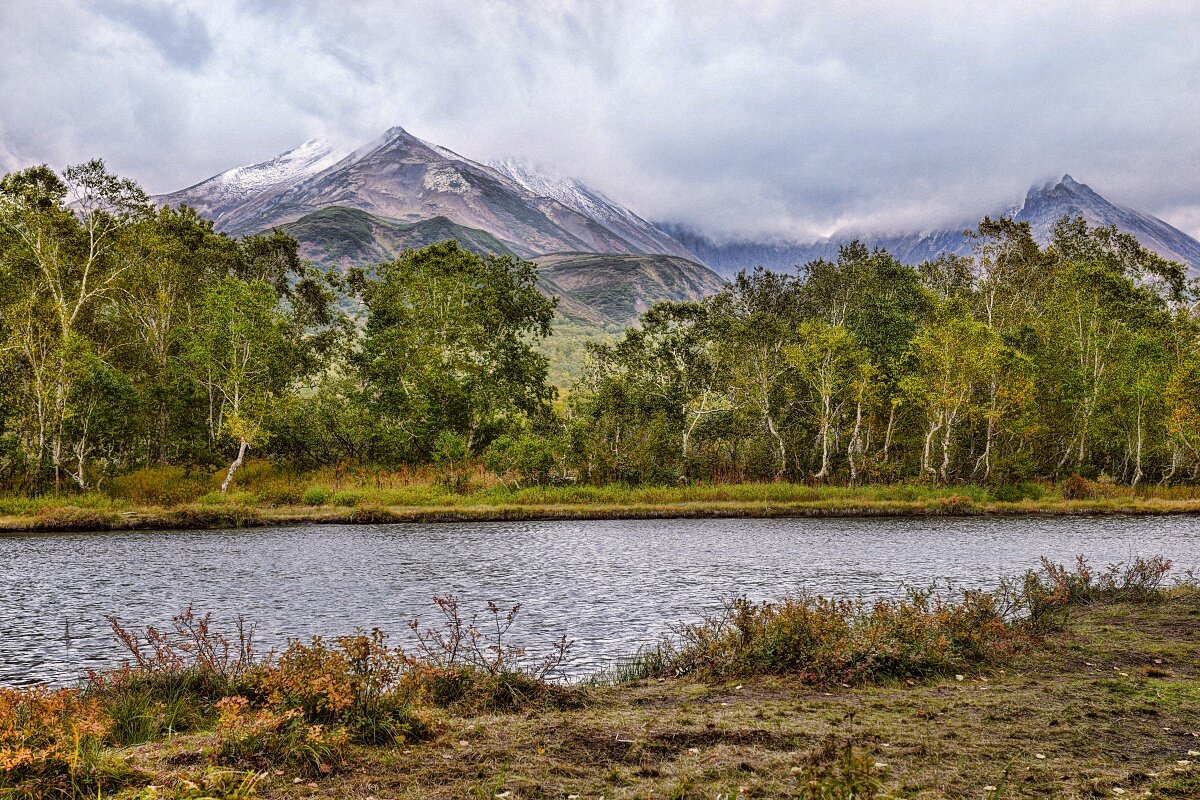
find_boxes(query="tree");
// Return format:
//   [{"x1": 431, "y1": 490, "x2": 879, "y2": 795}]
[
  {"x1": 351, "y1": 241, "x2": 555, "y2": 460},
  {"x1": 904, "y1": 313, "x2": 1002, "y2": 482},
  {"x1": 786, "y1": 321, "x2": 869, "y2": 480},
  {"x1": 185, "y1": 277, "x2": 295, "y2": 492},
  {"x1": 707, "y1": 269, "x2": 805, "y2": 478},
  {"x1": 0, "y1": 161, "x2": 149, "y2": 490}
]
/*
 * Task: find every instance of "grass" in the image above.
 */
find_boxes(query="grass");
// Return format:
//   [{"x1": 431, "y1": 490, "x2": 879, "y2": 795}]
[
  {"x1": 2, "y1": 559, "x2": 1197, "y2": 798},
  {"x1": 6, "y1": 463, "x2": 1200, "y2": 533}
]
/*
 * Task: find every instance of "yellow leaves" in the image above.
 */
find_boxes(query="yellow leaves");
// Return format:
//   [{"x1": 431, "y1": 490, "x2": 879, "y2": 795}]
[{"x1": 0, "y1": 685, "x2": 111, "y2": 786}]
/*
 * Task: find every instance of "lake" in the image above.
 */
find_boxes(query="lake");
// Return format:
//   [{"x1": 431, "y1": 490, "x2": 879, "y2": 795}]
[{"x1": 1, "y1": 515, "x2": 1196, "y2": 685}]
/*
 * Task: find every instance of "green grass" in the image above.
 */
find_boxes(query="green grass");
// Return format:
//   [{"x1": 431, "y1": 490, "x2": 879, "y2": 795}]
[{"x1": 7, "y1": 463, "x2": 1200, "y2": 533}]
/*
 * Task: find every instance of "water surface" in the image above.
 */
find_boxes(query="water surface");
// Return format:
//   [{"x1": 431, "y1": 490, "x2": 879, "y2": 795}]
[{"x1": 1, "y1": 515, "x2": 1195, "y2": 685}]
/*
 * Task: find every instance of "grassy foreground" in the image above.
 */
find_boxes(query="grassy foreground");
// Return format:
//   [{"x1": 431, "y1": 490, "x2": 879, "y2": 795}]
[
  {"x1": 5, "y1": 464, "x2": 1200, "y2": 532},
  {"x1": 2, "y1": 559, "x2": 1198, "y2": 799}
]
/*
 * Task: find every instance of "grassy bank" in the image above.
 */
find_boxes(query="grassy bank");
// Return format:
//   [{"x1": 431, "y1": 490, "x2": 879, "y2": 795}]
[
  {"x1": 6, "y1": 464, "x2": 1200, "y2": 533},
  {"x1": 2, "y1": 559, "x2": 1198, "y2": 798}
]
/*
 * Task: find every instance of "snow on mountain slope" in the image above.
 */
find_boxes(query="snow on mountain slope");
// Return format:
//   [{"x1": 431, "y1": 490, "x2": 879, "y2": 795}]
[
  {"x1": 489, "y1": 158, "x2": 695, "y2": 259},
  {"x1": 154, "y1": 126, "x2": 697, "y2": 261},
  {"x1": 154, "y1": 139, "x2": 344, "y2": 226}
]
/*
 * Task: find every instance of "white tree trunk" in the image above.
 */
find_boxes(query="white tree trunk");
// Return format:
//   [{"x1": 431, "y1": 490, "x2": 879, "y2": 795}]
[{"x1": 221, "y1": 438, "x2": 249, "y2": 494}]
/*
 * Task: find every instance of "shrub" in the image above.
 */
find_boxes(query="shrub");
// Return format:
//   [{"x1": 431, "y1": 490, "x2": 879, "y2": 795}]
[
  {"x1": 107, "y1": 466, "x2": 212, "y2": 505},
  {"x1": 302, "y1": 485, "x2": 331, "y2": 506},
  {"x1": 989, "y1": 482, "x2": 1045, "y2": 502},
  {"x1": 213, "y1": 696, "x2": 346, "y2": 776},
  {"x1": 1061, "y1": 473, "x2": 1117, "y2": 500},
  {"x1": 483, "y1": 433, "x2": 564, "y2": 488},
  {"x1": 328, "y1": 490, "x2": 365, "y2": 507},
  {"x1": 256, "y1": 630, "x2": 432, "y2": 746},
  {"x1": 0, "y1": 686, "x2": 137, "y2": 797},
  {"x1": 403, "y1": 595, "x2": 578, "y2": 712},
  {"x1": 654, "y1": 588, "x2": 1014, "y2": 684}
]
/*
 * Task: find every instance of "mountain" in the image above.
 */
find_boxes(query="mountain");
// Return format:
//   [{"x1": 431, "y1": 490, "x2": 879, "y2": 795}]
[
  {"x1": 663, "y1": 176, "x2": 1200, "y2": 276},
  {"x1": 153, "y1": 127, "x2": 693, "y2": 260},
  {"x1": 534, "y1": 252, "x2": 726, "y2": 328},
  {"x1": 487, "y1": 159, "x2": 696, "y2": 259},
  {"x1": 280, "y1": 207, "x2": 515, "y2": 268},
  {"x1": 1013, "y1": 174, "x2": 1200, "y2": 269},
  {"x1": 154, "y1": 139, "x2": 343, "y2": 228}
]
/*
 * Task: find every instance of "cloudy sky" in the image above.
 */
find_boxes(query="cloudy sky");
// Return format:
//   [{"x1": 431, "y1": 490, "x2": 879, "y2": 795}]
[{"x1": 2, "y1": 0, "x2": 1199, "y2": 240}]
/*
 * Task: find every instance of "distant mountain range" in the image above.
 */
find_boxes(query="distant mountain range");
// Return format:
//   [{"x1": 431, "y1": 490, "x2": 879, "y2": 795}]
[
  {"x1": 154, "y1": 128, "x2": 1200, "y2": 309},
  {"x1": 662, "y1": 174, "x2": 1200, "y2": 277}
]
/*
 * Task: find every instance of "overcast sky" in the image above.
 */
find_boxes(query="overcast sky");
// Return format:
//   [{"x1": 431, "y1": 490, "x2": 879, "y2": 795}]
[{"x1": 2, "y1": 0, "x2": 1199, "y2": 240}]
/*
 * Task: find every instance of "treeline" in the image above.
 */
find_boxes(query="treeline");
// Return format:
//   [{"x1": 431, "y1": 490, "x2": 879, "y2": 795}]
[
  {"x1": 577, "y1": 221, "x2": 1198, "y2": 486},
  {"x1": 2, "y1": 161, "x2": 1198, "y2": 494}
]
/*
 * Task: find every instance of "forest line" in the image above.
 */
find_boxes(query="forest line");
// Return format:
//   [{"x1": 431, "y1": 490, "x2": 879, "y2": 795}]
[{"x1": 2, "y1": 160, "x2": 1198, "y2": 497}]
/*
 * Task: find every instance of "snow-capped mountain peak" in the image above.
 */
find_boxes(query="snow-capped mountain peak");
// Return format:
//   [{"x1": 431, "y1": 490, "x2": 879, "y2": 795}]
[{"x1": 157, "y1": 138, "x2": 345, "y2": 224}]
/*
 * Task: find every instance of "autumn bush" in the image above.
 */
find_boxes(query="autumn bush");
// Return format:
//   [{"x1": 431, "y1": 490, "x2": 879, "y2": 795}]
[
  {"x1": 254, "y1": 630, "x2": 433, "y2": 746},
  {"x1": 0, "y1": 686, "x2": 137, "y2": 798},
  {"x1": 654, "y1": 587, "x2": 1016, "y2": 683},
  {"x1": 641, "y1": 556, "x2": 1178, "y2": 684},
  {"x1": 212, "y1": 696, "x2": 347, "y2": 776}
]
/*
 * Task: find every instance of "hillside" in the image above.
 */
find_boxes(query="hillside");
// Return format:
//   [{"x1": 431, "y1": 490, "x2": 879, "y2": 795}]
[
  {"x1": 280, "y1": 207, "x2": 515, "y2": 267},
  {"x1": 532, "y1": 252, "x2": 726, "y2": 386},
  {"x1": 535, "y1": 252, "x2": 726, "y2": 328}
]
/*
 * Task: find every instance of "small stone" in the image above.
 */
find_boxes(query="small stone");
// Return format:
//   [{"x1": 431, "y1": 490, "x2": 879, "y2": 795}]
[
  {"x1": 955, "y1": 674, "x2": 965, "y2": 681},
  {"x1": 1035, "y1": 753, "x2": 1046, "y2": 759},
  {"x1": 688, "y1": 747, "x2": 700, "y2": 754}
]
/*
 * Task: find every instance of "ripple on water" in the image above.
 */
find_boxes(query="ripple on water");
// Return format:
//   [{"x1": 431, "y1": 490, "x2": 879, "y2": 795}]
[{"x1": 1, "y1": 515, "x2": 1196, "y2": 685}]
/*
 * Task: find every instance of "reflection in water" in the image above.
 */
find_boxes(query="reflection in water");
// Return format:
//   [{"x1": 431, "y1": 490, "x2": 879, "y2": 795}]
[{"x1": 1, "y1": 515, "x2": 1196, "y2": 685}]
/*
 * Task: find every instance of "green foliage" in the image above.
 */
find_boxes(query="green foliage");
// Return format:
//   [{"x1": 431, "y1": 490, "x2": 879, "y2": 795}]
[
  {"x1": 301, "y1": 485, "x2": 331, "y2": 506},
  {"x1": 2, "y1": 158, "x2": 1198, "y2": 494},
  {"x1": 348, "y1": 241, "x2": 555, "y2": 465}
]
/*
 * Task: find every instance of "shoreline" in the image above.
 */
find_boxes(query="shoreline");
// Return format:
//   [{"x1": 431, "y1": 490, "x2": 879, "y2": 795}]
[
  {"x1": 4, "y1": 593, "x2": 1197, "y2": 797},
  {"x1": 5, "y1": 494, "x2": 1200, "y2": 534}
]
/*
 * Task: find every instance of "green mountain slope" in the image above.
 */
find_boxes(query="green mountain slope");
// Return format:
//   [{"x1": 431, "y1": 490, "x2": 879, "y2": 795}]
[
  {"x1": 281, "y1": 207, "x2": 516, "y2": 268},
  {"x1": 534, "y1": 252, "x2": 726, "y2": 328}
]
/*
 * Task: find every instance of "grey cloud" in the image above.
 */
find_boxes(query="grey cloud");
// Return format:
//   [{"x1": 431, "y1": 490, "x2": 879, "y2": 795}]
[
  {"x1": 1, "y1": 0, "x2": 1198, "y2": 239},
  {"x1": 94, "y1": 0, "x2": 214, "y2": 71}
]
